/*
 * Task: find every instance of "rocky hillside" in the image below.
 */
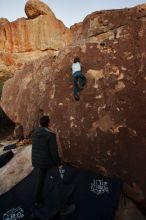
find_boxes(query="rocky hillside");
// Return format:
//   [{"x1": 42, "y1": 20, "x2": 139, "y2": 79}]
[
  {"x1": 0, "y1": 0, "x2": 146, "y2": 209},
  {"x1": 0, "y1": 0, "x2": 72, "y2": 80}
]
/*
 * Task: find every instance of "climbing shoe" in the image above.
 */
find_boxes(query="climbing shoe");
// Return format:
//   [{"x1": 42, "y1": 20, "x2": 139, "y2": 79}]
[{"x1": 74, "y1": 94, "x2": 80, "y2": 101}]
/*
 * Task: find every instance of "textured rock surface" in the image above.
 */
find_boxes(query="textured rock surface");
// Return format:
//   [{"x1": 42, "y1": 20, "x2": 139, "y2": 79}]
[
  {"x1": 115, "y1": 197, "x2": 146, "y2": 220},
  {"x1": 1, "y1": 1, "x2": 146, "y2": 209},
  {"x1": 0, "y1": 144, "x2": 32, "y2": 195},
  {"x1": 0, "y1": 4, "x2": 72, "y2": 80},
  {"x1": 25, "y1": 0, "x2": 55, "y2": 19},
  {"x1": 0, "y1": 18, "x2": 9, "y2": 26},
  {"x1": 0, "y1": 15, "x2": 72, "y2": 53},
  {"x1": 0, "y1": 50, "x2": 57, "y2": 81}
]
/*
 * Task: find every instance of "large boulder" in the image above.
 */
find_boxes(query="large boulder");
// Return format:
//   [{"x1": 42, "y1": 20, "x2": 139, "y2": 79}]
[
  {"x1": 0, "y1": 15, "x2": 72, "y2": 53},
  {"x1": 0, "y1": 1, "x2": 73, "y2": 80},
  {"x1": 1, "y1": 2, "x2": 146, "y2": 209},
  {"x1": 0, "y1": 144, "x2": 32, "y2": 195},
  {"x1": 25, "y1": 0, "x2": 55, "y2": 19}
]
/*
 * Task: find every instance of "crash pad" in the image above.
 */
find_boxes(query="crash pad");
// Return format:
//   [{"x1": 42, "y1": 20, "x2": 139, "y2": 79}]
[{"x1": 0, "y1": 165, "x2": 122, "y2": 220}]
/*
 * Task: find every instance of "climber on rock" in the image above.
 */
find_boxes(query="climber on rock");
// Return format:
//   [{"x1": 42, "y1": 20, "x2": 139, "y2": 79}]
[{"x1": 71, "y1": 57, "x2": 86, "y2": 101}]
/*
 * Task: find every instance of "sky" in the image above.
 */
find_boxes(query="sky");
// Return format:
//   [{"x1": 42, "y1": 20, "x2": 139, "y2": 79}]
[{"x1": 0, "y1": 0, "x2": 146, "y2": 27}]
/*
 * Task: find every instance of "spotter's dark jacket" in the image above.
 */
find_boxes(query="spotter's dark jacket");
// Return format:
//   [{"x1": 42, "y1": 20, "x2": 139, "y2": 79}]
[{"x1": 32, "y1": 127, "x2": 61, "y2": 169}]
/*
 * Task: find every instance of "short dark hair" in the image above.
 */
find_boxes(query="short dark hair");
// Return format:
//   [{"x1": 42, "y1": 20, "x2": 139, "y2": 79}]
[
  {"x1": 40, "y1": 116, "x2": 50, "y2": 127},
  {"x1": 74, "y1": 57, "x2": 80, "y2": 63}
]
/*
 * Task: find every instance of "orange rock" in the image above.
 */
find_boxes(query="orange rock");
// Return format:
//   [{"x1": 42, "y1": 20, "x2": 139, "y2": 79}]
[
  {"x1": 25, "y1": 0, "x2": 55, "y2": 19},
  {"x1": 0, "y1": 2, "x2": 73, "y2": 79},
  {"x1": 0, "y1": 18, "x2": 9, "y2": 26},
  {"x1": 1, "y1": 1, "x2": 146, "y2": 208}
]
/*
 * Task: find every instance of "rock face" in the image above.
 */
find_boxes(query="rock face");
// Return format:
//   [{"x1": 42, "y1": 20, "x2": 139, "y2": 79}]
[
  {"x1": 25, "y1": 0, "x2": 55, "y2": 19},
  {"x1": 0, "y1": 1, "x2": 72, "y2": 80},
  {"x1": 0, "y1": 18, "x2": 9, "y2": 26},
  {"x1": 1, "y1": 1, "x2": 146, "y2": 208},
  {"x1": 115, "y1": 197, "x2": 146, "y2": 220},
  {"x1": 0, "y1": 144, "x2": 32, "y2": 195},
  {"x1": 0, "y1": 15, "x2": 72, "y2": 53}
]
